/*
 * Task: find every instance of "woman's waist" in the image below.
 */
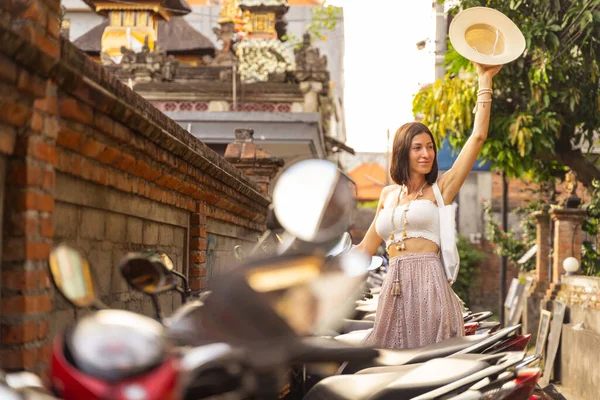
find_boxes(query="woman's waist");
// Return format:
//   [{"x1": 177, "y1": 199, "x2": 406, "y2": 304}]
[
  {"x1": 385, "y1": 230, "x2": 440, "y2": 245},
  {"x1": 388, "y1": 250, "x2": 440, "y2": 263},
  {"x1": 388, "y1": 237, "x2": 439, "y2": 258}
]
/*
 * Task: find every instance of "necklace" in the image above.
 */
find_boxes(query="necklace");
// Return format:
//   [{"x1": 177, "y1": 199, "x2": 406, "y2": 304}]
[
  {"x1": 388, "y1": 181, "x2": 427, "y2": 297},
  {"x1": 388, "y1": 182, "x2": 427, "y2": 252}
]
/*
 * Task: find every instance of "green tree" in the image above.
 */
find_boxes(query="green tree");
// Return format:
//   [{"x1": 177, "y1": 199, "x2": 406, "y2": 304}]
[
  {"x1": 413, "y1": 0, "x2": 600, "y2": 186},
  {"x1": 282, "y1": 2, "x2": 342, "y2": 49},
  {"x1": 582, "y1": 179, "x2": 600, "y2": 276}
]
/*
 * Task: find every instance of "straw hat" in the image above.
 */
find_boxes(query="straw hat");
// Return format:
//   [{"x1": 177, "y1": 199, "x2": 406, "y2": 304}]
[{"x1": 449, "y1": 7, "x2": 526, "y2": 66}]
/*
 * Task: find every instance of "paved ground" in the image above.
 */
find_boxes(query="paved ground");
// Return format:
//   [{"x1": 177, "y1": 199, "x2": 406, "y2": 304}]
[{"x1": 541, "y1": 384, "x2": 584, "y2": 400}]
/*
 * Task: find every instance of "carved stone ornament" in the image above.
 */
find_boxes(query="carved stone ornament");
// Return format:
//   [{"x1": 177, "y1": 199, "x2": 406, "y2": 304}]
[
  {"x1": 212, "y1": 22, "x2": 240, "y2": 66},
  {"x1": 294, "y1": 32, "x2": 329, "y2": 83},
  {"x1": 563, "y1": 170, "x2": 581, "y2": 209},
  {"x1": 116, "y1": 38, "x2": 179, "y2": 83}
]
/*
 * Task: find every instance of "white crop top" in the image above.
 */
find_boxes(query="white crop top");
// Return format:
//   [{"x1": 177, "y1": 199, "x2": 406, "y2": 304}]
[{"x1": 375, "y1": 190, "x2": 441, "y2": 249}]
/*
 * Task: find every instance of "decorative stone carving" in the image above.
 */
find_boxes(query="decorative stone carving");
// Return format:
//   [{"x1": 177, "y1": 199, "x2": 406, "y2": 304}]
[
  {"x1": 294, "y1": 32, "x2": 329, "y2": 83},
  {"x1": 299, "y1": 81, "x2": 323, "y2": 113},
  {"x1": 118, "y1": 39, "x2": 179, "y2": 83},
  {"x1": 212, "y1": 22, "x2": 239, "y2": 67},
  {"x1": 563, "y1": 170, "x2": 581, "y2": 208},
  {"x1": 234, "y1": 128, "x2": 254, "y2": 143}
]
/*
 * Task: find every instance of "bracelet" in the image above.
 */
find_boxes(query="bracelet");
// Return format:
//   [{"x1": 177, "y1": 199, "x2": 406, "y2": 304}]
[
  {"x1": 477, "y1": 88, "x2": 493, "y2": 96},
  {"x1": 472, "y1": 99, "x2": 492, "y2": 114}
]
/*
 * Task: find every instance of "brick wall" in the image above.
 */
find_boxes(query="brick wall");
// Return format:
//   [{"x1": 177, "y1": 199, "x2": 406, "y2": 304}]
[
  {"x1": 0, "y1": 1, "x2": 271, "y2": 373},
  {"x1": 467, "y1": 244, "x2": 520, "y2": 314},
  {"x1": 490, "y1": 171, "x2": 592, "y2": 213}
]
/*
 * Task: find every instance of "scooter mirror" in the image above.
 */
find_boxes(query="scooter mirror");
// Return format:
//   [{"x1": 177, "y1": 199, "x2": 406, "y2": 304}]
[
  {"x1": 272, "y1": 159, "x2": 357, "y2": 244},
  {"x1": 233, "y1": 245, "x2": 245, "y2": 261},
  {"x1": 156, "y1": 250, "x2": 174, "y2": 271},
  {"x1": 119, "y1": 252, "x2": 175, "y2": 295},
  {"x1": 49, "y1": 244, "x2": 98, "y2": 308},
  {"x1": 326, "y1": 232, "x2": 353, "y2": 257},
  {"x1": 367, "y1": 256, "x2": 384, "y2": 271}
]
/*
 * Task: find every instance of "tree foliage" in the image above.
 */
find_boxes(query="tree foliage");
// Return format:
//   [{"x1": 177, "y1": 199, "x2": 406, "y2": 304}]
[
  {"x1": 413, "y1": 0, "x2": 600, "y2": 186},
  {"x1": 455, "y1": 235, "x2": 488, "y2": 304},
  {"x1": 582, "y1": 179, "x2": 600, "y2": 276},
  {"x1": 282, "y1": 2, "x2": 342, "y2": 49},
  {"x1": 483, "y1": 199, "x2": 543, "y2": 273}
]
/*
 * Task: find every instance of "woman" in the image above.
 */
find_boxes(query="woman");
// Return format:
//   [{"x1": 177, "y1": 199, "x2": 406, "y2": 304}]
[{"x1": 357, "y1": 62, "x2": 502, "y2": 349}]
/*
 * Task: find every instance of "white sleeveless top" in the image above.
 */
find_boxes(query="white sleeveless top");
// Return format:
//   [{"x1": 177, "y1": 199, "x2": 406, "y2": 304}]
[{"x1": 375, "y1": 189, "x2": 441, "y2": 248}]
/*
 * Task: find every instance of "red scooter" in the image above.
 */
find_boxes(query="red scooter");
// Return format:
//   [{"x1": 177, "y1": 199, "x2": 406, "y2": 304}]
[{"x1": 47, "y1": 244, "x2": 180, "y2": 400}]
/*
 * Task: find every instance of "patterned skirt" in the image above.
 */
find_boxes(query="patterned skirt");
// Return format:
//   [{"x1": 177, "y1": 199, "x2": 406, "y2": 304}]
[{"x1": 362, "y1": 252, "x2": 465, "y2": 349}]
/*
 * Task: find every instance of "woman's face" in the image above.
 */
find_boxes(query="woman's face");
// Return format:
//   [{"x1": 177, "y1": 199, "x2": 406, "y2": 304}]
[{"x1": 409, "y1": 132, "x2": 435, "y2": 176}]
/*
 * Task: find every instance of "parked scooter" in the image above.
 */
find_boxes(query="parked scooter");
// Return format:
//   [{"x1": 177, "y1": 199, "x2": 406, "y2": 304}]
[{"x1": 47, "y1": 244, "x2": 185, "y2": 400}]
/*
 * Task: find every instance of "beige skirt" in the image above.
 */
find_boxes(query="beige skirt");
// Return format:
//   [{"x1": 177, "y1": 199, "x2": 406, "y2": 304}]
[{"x1": 362, "y1": 252, "x2": 465, "y2": 349}]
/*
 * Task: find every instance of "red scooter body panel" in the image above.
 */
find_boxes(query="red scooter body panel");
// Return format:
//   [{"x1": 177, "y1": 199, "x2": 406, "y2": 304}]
[
  {"x1": 464, "y1": 322, "x2": 479, "y2": 336},
  {"x1": 50, "y1": 336, "x2": 179, "y2": 400},
  {"x1": 507, "y1": 368, "x2": 541, "y2": 400},
  {"x1": 485, "y1": 334, "x2": 532, "y2": 354},
  {"x1": 498, "y1": 334, "x2": 531, "y2": 352}
]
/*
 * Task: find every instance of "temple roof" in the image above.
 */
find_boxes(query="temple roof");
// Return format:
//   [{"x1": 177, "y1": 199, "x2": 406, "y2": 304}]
[
  {"x1": 73, "y1": 18, "x2": 215, "y2": 54},
  {"x1": 83, "y1": 0, "x2": 192, "y2": 16}
]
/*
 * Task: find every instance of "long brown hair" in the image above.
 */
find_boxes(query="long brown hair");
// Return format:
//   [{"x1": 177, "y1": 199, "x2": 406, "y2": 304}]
[{"x1": 389, "y1": 122, "x2": 438, "y2": 186}]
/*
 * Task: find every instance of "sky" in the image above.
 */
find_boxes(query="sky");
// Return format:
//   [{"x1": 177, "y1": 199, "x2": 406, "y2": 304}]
[{"x1": 327, "y1": 0, "x2": 436, "y2": 153}]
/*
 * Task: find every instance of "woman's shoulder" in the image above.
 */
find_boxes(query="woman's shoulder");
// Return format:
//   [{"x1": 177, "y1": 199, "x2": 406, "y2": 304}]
[
  {"x1": 380, "y1": 184, "x2": 400, "y2": 202},
  {"x1": 381, "y1": 184, "x2": 400, "y2": 195}
]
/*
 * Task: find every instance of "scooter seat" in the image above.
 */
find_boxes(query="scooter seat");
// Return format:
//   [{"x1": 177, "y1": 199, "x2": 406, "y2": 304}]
[
  {"x1": 363, "y1": 313, "x2": 377, "y2": 322},
  {"x1": 355, "y1": 300, "x2": 377, "y2": 307},
  {"x1": 355, "y1": 353, "x2": 504, "y2": 375},
  {"x1": 335, "y1": 329, "x2": 372, "y2": 345},
  {"x1": 356, "y1": 304, "x2": 377, "y2": 313},
  {"x1": 341, "y1": 319, "x2": 374, "y2": 334},
  {"x1": 304, "y1": 357, "x2": 489, "y2": 400},
  {"x1": 469, "y1": 311, "x2": 493, "y2": 323},
  {"x1": 340, "y1": 334, "x2": 487, "y2": 374}
]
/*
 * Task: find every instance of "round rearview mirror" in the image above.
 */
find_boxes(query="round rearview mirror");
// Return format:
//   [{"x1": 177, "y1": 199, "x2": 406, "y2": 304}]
[
  {"x1": 368, "y1": 256, "x2": 384, "y2": 271},
  {"x1": 326, "y1": 232, "x2": 353, "y2": 257},
  {"x1": 156, "y1": 251, "x2": 174, "y2": 271},
  {"x1": 49, "y1": 244, "x2": 98, "y2": 308},
  {"x1": 273, "y1": 160, "x2": 357, "y2": 243},
  {"x1": 233, "y1": 245, "x2": 245, "y2": 261},
  {"x1": 119, "y1": 252, "x2": 175, "y2": 295}
]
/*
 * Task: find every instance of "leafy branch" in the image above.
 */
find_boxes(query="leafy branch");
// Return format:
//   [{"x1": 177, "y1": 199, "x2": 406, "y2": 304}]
[{"x1": 282, "y1": 3, "x2": 342, "y2": 49}]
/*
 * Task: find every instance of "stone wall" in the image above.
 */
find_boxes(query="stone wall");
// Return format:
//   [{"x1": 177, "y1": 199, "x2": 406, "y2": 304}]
[
  {"x1": 0, "y1": 0, "x2": 271, "y2": 373},
  {"x1": 552, "y1": 277, "x2": 600, "y2": 400}
]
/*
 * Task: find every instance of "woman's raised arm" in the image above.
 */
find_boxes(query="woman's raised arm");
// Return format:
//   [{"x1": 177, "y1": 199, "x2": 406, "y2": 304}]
[{"x1": 438, "y1": 62, "x2": 502, "y2": 204}]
